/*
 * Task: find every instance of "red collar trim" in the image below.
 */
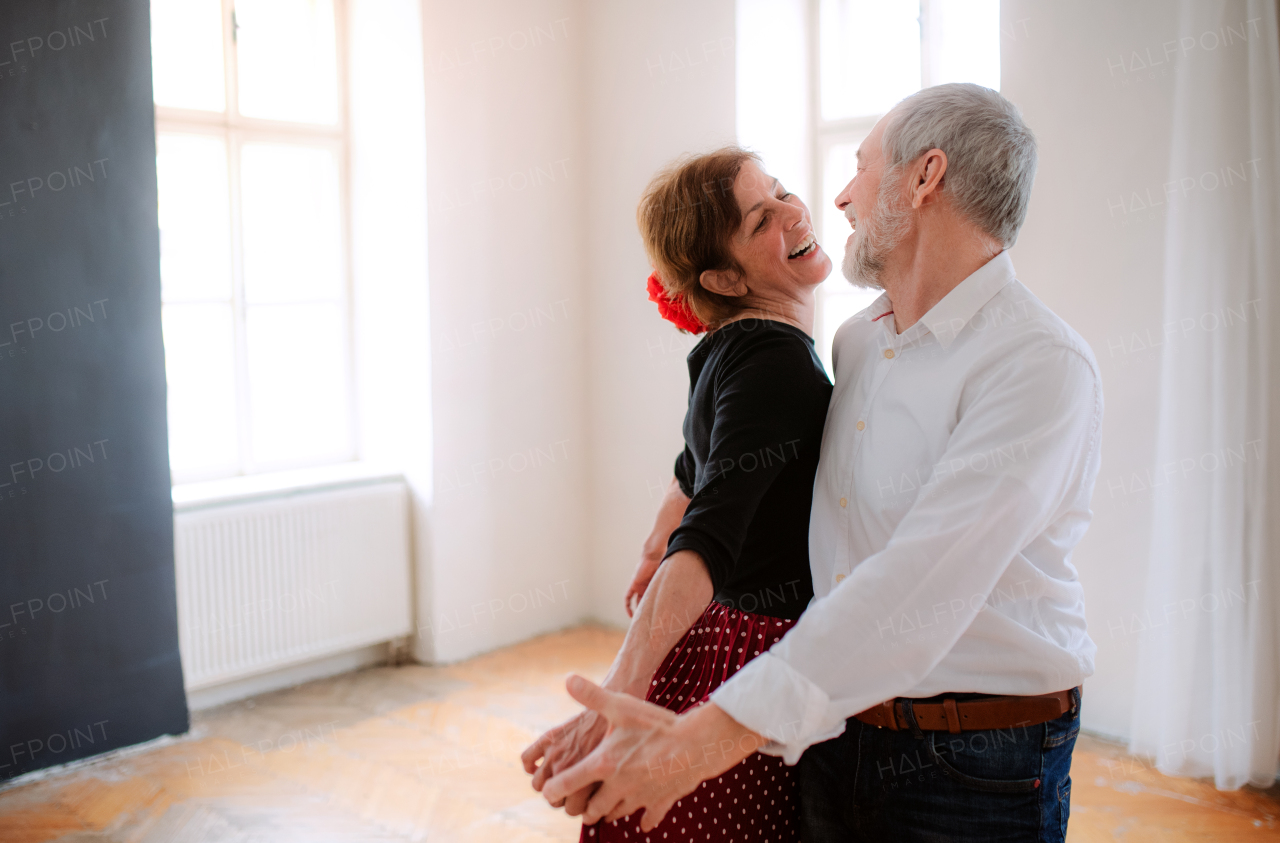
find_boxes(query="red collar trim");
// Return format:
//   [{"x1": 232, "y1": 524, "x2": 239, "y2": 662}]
[{"x1": 871, "y1": 310, "x2": 894, "y2": 322}]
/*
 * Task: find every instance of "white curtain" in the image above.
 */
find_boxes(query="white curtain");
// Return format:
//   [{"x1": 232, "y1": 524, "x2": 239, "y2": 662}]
[{"x1": 1130, "y1": 0, "x2": 1280, "y2": 789}]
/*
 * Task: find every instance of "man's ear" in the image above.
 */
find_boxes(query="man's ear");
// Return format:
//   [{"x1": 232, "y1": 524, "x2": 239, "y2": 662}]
[
  {"x1": 700, "y1": 267, "x2": 749, "y2": 298},
  {"x1": 911, "y1": 148, "x2": 948, "y2": 209}
]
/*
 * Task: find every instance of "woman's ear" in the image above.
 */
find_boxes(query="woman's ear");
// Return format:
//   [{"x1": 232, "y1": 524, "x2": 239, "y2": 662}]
[{"x1": 699, "y1": 267, "x2": 749, "y2": 298}]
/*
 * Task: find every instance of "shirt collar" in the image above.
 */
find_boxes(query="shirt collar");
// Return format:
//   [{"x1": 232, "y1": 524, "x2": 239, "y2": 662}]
[
  {"x1": 917, "y1": 251, "x2": 1016, "y2": 349},
  {"x1": 861, "y1": 291, "x2": 894, "y2": 322}
]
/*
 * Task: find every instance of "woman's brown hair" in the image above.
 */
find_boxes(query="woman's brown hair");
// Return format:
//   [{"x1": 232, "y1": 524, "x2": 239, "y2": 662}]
[{"x1": 637, "y1": 147, "x2": 761, "y2": 330}]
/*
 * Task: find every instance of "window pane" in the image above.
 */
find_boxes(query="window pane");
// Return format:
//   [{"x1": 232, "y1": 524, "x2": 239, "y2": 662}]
[
  {"x1": 157, "y1": 134, "x2": 233, "y2": 302},
  {"x1": 235, "y1": 0, "x2": 339, "y2": 124},
  {"x1": 240, "y1": 143, "x2": 343, "y2": 304},
  {"x1": 245, "y1": 303, "x2": 351, "y2": 468},
  {"x1": 151, "y1": 0, "x2": 226, "y2": 111},
  {"x1": 818, "y1": 139, "x2": 883, "y2": 371},
  {"x1": 931, "y1": 0, "x2": 1001, "y2": 89},
  {"x1": 163, "y1": 303, "x2": 240, "y2": 480},
  {"x1": 820, "y1": 140, "x2": 862, "y2": 288},
  {"x1": 820, "y1": 0, "x2": 921, "y2": 120}
]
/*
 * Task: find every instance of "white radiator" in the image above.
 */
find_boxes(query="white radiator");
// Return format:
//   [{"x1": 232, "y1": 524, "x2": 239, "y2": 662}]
[{"x1": 174, "y1": 477, "x2": 412, "y2": 691}]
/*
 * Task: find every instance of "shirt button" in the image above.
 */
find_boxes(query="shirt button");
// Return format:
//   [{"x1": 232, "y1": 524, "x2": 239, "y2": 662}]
[
  {"x1": 835, "y1": 574, "x2": 846, "y2": 583},
  {"x1": 856, "y1": 420, "x2": 865, "y2": 431},
  {"x1": 839, "y1": 497, "x2": 847, "y2": 508},
  {"x1": 884, "y1": 349, "x2": 895, "y2": 359}
]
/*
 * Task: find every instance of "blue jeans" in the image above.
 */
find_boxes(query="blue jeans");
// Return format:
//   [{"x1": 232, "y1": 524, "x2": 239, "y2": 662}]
[{"x1": 798, "y1": 689, "x2": 1080, "y2": 842}]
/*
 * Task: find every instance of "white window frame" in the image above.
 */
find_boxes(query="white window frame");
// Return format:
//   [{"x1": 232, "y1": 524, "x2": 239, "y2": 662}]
[
  {"x1": 155, "y1": 0, "x2": 357, "y2": 481},
  {"x1": 804, "y1": 0, "x2": 981, "y2": 360}
]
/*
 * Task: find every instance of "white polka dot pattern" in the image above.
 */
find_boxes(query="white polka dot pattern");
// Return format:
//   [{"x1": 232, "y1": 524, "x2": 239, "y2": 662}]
[{"x1": 582, "y1": 603, "x2": 800, "y2": 843}]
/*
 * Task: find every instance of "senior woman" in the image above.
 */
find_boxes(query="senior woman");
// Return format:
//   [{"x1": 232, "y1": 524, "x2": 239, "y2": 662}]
[{"x1": 521, "y1": 147, "x2": 833, "y2": 842}]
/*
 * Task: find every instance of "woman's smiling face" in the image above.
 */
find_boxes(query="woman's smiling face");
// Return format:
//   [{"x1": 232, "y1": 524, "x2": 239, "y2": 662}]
[{"x1": 721, "y1": 159, "x2": 832, "y2": 299}]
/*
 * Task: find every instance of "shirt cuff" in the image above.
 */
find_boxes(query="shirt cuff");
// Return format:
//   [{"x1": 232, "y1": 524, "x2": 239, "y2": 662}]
[{"x1": 709, "y1": 651, "x2": 845, "y2": 765}]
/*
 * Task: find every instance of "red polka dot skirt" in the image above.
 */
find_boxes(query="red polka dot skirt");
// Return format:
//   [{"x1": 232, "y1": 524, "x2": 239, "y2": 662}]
[{"x1": 582, "y1": 601, "x2": 800, "y2": 843}]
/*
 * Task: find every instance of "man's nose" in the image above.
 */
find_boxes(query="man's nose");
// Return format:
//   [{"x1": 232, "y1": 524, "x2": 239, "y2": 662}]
[{"x1": 834, "y1": 179, "x2": 854, "y2": 210}]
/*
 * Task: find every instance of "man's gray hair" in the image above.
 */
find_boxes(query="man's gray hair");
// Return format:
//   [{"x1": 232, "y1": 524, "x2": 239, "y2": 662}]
[{"x1": 881, "y1": 83, "x2": 1037, "y2": 247}]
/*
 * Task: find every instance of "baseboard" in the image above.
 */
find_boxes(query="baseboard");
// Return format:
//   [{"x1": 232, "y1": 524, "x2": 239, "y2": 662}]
[
  {"x1": 1078, "y1": 727, "x2": 1130, "y2": 747},
  {"x1": 185, "y1": 643, "x2": 391, "y2": 710}
]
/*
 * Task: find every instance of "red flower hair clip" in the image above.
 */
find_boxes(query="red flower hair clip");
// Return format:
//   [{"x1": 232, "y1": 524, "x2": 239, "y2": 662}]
[{"x1": 647, "y1": 271, "x2": 708, "y2": 335}]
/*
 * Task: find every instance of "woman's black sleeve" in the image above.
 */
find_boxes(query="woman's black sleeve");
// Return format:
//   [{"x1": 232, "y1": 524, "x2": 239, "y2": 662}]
[
  {"x1": 664, "y1": 335, "x2": 827, "y2": 590},
  {"x1": 674, "y1": 447, "x2": 695, "y2": 498}
]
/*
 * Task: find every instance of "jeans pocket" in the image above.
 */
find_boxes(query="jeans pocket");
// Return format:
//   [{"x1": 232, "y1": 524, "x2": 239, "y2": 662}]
[
  {"x1": 1043, "y1": 722, "x2": 1079, "y2": 749},
  {"x1": 925, "y1": 730, "x2": 1043, "y2": 794}
]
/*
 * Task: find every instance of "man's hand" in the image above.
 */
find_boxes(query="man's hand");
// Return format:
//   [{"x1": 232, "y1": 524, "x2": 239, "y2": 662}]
[
  {"x1": 520, "y1": 707, "x2": 609, "y2": 814},
  {"x1": 541, "y1": 675, "x2": 762, "y2": 831}
]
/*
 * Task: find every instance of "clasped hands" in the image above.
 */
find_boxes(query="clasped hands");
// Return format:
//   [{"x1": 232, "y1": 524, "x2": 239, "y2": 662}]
[{"x1": 520, "y1": 675, "x2": 763, "y2": 831}]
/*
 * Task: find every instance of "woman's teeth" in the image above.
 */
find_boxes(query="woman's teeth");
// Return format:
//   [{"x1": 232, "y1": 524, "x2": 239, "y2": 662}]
[{"x1": 788, "y1": 233, "x2": 817, "y2": 258}]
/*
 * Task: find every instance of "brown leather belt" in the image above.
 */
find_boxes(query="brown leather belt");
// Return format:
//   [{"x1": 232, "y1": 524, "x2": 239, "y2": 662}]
[{"x1": 854, "y1": 688, "x2": 1079, "y2": 734}]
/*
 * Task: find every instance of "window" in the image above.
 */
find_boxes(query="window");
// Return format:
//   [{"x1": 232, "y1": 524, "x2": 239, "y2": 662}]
[
  {"x1": 151, "y1": 0, "x2": 354, "y2": 483},
  {"x1": 809, "y1": 0, "x2": 1001, "y2": 370}
]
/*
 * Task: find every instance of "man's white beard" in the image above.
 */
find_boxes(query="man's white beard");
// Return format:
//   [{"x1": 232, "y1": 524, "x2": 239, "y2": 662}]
[{"x1": 842, "y1": 176, "x2": 912, "y2": 290}]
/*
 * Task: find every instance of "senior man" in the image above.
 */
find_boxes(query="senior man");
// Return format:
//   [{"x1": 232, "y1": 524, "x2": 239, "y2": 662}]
[{"x1": 541, "y1": 83, "x2": 1102, "y2": 842}]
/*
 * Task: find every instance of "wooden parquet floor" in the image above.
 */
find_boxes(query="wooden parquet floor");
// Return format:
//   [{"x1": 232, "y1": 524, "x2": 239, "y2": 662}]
[{"x1": 0, "y1": 625, "x2": 1277, "y2": 841}]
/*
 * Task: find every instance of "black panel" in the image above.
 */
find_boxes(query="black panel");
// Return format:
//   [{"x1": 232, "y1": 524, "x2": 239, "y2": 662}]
[{"x1": 0, "y1": 0, "x2": 189, "y2": 781}]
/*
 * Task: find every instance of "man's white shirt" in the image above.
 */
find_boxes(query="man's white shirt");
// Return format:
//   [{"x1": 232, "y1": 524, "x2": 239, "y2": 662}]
[{"x1": 710, "y1": 251, "x2": 1103, "y2": 763}]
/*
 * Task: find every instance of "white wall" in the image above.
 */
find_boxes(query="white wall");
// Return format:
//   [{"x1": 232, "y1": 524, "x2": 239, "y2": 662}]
[
  {"x1": 736, "y1": 0, "x2": 810, "y2": 203},
  {"x1": 348, "y1": 0, "x2": 433, "y2": 658},
  {"x1": 391, "y1": 0, "x2": 739, "y2": 663},
  {"x1": 415, "y1": 0, "x2": 591, "y2": 662},
  {"x1": 1001, "y1": 0, "x2": 1179, "y2": 740},
  {"x1": 582, "y1": 0, "x2": 739, "y2": 629}
]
